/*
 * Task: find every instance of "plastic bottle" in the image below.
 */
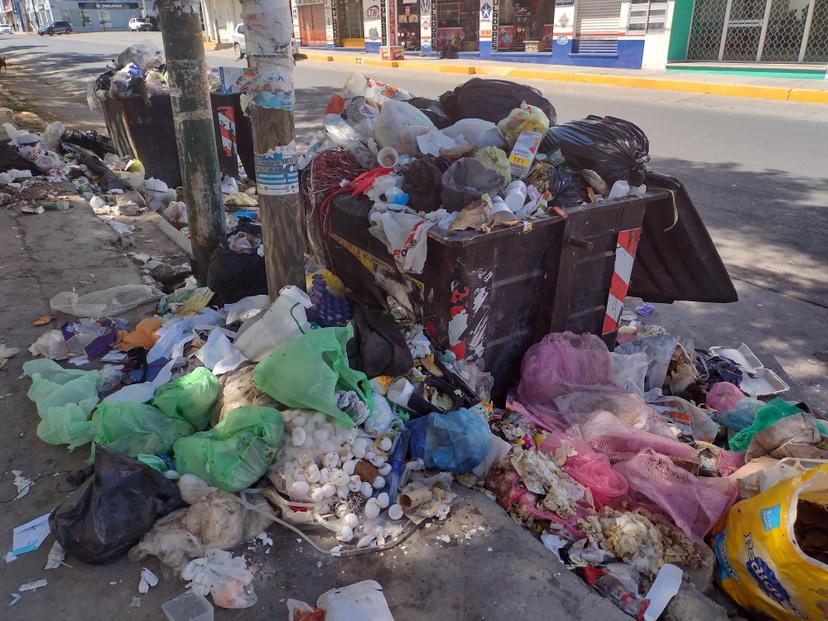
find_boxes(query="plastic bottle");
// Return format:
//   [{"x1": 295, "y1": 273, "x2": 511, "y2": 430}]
[
  {"x1": 504, "y1": 180, "x2": 527, "y2": 212},
  {"x1": 234, "y1": 285, "x2": 312, "y2": 362}
]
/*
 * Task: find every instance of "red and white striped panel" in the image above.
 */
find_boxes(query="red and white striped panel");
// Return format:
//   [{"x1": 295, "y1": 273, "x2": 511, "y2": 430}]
[
  {"x1": 217, "y1": 106, "x2": 236, "y2": 158},
  {"x1": 602, "y1": 227, "x2": 642, "y2": 335}
]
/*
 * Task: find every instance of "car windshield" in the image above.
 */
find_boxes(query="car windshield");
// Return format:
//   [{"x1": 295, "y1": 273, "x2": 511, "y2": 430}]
[{"x1": 237, "y1": 24, "x2": 244, "y2": 34}]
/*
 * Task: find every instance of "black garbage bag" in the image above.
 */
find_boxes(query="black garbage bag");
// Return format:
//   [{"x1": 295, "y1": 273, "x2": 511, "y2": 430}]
[
  {"x1": 439, "y1": 78, "x2": 556, "y2": 126},
  {"x1": 543, "y1": 115, "x2": 650, "y2": 187},
  {"x1": 407, "y1": 97, "x2": 451, "y2": 129},
  {"x1": 402, "y1": 155, "x2": 450, "y2": 212},
  {"x1": 49, "y1": 447, "x2": 184, "y2": 565},
  {"x1": 61, "y1": 142, "x2": 130, "y2": 192},
  {"x1": 0, "y1": 141, "x2": 41, "y2": 174},
  {"x1": 441, "y1": 157, "x2": 505, "y2": 212},
  {"x1": 347, "y1": 303, "x2": 414, "y2": 378},
  {"x1": 206, "y1": 222, "x2": 268, "y2": 305},
  {"x1": 548, "y1": 166, "x2": 587, "y2": 209},
  {"x1": 60, "y1": 129, "x2": 116, "y2": 159},
  {"x1": 95, "y1": 69, "x2": 114, "y2": 93}
]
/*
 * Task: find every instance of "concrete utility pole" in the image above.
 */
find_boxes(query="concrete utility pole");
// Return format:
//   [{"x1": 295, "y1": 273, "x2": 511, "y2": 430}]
[
  {"x1": 156, "y1": 0, "x2": 226, "y2": 282},
  {"x1": 241, "y1": 0, "x2": 305, "y2": 296}
]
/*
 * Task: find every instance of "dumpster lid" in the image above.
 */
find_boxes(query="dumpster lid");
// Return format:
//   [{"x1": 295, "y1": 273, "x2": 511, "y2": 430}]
[{"x1": 629, "y1": 171, "x2": 737, "y2": 304}]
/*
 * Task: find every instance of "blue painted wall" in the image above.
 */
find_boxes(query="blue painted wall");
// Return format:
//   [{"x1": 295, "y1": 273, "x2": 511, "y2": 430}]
[{"x1": 475, "y1": 38, "x2": 644, "y2": 69}]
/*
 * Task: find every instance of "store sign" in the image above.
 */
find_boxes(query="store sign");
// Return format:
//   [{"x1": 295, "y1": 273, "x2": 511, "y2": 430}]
[
  {"x1": 555, "y1": 0, "x2": 574, "y2": 5},
  {"x1": 479, "y1": 0, "x2": 492, "y2": 41},
  {"x1": 295, "y1": 0, "x2": 325, "y2": 5},
  {"x1": 420, "y1": 0, "x2": 431, "y2": 41},
  {"x1": 364, "y1": 1, "x2": 381, "y2": 41}
]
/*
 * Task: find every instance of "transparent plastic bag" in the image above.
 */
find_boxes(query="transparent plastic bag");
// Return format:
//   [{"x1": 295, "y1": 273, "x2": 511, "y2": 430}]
[
  {"x1": 253, "y1": 325, "x2": 373, "y2": 428},
  {"x1": 608, "y1": 351, "x2": 649, "y2": 396},
  {"x1": 29, "y1": 329, "x2": 71, "y2": 360},
  {"x1": 173, "y1": 406, "x2": 285, "y2": 492},
  {"x1": 234, "y1": 286, "x2": 311, "y2": 362},
  {"x1": 442, "y1": 118, "x2": 506, "y2": 149},
  {"x1": 706, "y1": 382, "x2": 744, "y2": 412},
  {"x1": 50, "y1": 285, "x2": 161, "y2": 318},
  {"x1": 182, "y1": 548, "x2": 257, "y2": 609},
  {"x1": 474, "y1": 147, "x2": 511, "y2": 186},
  {"x1": 374, "y1": 100, "x2": 435, "y2": 156},
  {"x1": 342, "y1": 73, "x2": 412, "y2": 105},
  {"x1": 497, "y1": 102, "x2": 551, "y2": 148}
]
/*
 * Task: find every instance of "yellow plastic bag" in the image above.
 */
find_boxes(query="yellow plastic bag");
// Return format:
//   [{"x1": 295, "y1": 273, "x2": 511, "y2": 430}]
[
  {"x1": 497, "y1": 102, "x2": 551, "y2": 148},
  {"x1": 711, "y1": 464, "x2": 828, "y2": 621}
]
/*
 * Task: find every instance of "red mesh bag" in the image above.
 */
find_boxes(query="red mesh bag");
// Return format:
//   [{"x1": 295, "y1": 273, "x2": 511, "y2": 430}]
[{"x1": 613, "y1": 449, "x2": 739, "y2": 540}]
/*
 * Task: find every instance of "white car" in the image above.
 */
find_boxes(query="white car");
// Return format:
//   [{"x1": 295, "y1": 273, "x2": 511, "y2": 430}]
[
  {"x1": 233, "y1": 23, "x2": 299, "y2": 59},
  {"x1": 128, "y1": 17, "x2": 154, "y2": 31},
  {"x1": 0, "y1": 23, "x2": 13, "y2": 34}
]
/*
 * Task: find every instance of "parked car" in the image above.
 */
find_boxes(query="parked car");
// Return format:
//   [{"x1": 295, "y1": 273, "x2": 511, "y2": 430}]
[
  {"x1": 128, "y1": 17, "x2": 154, "y2": 31},
  {"x1": 0, "y1": 23, "x2": 13, "y2": 35},
  {"x1": 37, "y1": 21, "x2": 72, "y2": 35},
  {"x1": 233, "y1": 23, "x2": 299, "y2": 59}
]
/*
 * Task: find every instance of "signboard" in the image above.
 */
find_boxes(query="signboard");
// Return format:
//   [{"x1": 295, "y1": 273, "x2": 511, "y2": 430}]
[
  {"x1": 295, "y1": 0, "x2": 325, "y2": 6},
  {"x1": 364, "y1": 1, "x2": 382, "y2": 42},
  {"x1": 78, "y1": 2, "x2": 138, "y2": 8},
  {"x1": 479, "y1": 0, "x2": 492, "y2": 41}
]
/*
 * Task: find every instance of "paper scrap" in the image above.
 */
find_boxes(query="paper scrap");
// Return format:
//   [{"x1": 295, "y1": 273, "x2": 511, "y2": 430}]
[
  {"x1": 8, "y1": 593, "x2": 21, "y2": 607},
  {"x1": 12, "y1": 470, "x2": 33, "y2": 499},
  {"x1": 11, "y1": 513, "x2": 51, "y2": 556},
  {"x1": 100, "y1": 350, "x2": 127, "y2": 362},
  {"x1": 138, "y1": 567, "x2": 159, "y2": 594},
  {"x1": 19, "y1": 579, "x2": 48, "y2": 592},
  {"x1": 44, "y1": 541, "x2": 66, "y2": 570}
]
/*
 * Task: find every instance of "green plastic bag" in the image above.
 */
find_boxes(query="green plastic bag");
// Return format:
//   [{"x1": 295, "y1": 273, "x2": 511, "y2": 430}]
[
  {"x1": 90, "y1": 401, "x2": 195, "y2": 458},
  {"x1": 137, "y1": 454, "x2": 168, "y2": 473},
  {"x1": 173, "y1": 406, "x2": 285, "y2": 492},
  {"x1": 729, "y1": 398, "x2": 827, "y2": 452},
  {"x1": 253, "y1": 325, "x2": 373, "y2": 428},
  {"x1": 23, "y1": 359, "x2": 100, "y2": 449},
  {"x1": 152, "y1": 367, "x2": 219, "y2": 430}
]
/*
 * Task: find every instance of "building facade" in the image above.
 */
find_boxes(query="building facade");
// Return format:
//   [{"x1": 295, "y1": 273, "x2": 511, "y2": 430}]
[
  {"x1": 201, "y1": 0, "x2": 828, "y2": 70},
  {"x1": 17, "y1": 0, "x2": 154, "y2": 30}
]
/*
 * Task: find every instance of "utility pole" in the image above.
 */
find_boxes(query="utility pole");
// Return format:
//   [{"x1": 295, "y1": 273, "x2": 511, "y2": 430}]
[
  {"x1": 156, "y1": 0, "x2": 226, "y2": 282},
  {"x1": 241, "y1": 0, "x2": 305, "y2": 296}
]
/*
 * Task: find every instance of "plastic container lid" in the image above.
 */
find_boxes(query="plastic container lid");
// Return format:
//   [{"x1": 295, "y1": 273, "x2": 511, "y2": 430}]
[{"x1": 162, "y1": 590, "x2": 214, "y2": 621}]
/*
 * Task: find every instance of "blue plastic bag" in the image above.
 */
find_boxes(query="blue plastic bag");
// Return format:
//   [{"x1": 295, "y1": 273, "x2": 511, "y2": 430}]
[{"x1": 425, "y1": 408, "x2": 492, "y2": 474}]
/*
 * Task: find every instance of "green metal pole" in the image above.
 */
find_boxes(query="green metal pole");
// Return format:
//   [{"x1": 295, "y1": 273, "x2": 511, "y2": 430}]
[{"x1": 156, "y1": 0, "x2": 225, "y2": 282}]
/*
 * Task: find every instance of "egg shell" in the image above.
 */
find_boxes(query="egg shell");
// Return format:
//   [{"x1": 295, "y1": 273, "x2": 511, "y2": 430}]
[
  {"x1": 336, "y1": 527, "x2": 354, "y2": 542},
  {"x1": 372, "y1": 476, "x2": 386, "y2": 490},
  {"x1": 388, "y1": 504, "x2": 404, "y2": 520},
  {"x1": 364, "y1": 500, "x2": 380, "y2": 519},
  {"x1": 378, "y1": 464, "x2": 391, "y2": 477},
  {"x1": 343, "y1": 513, "x2": 359, "y2": 528},
  {"x1": 379, "y1": 437, "x2": 393, "y2": 451},
  {"x1": 377, "y1": 492, "x2": 390, "y2": 508},
  {"x1": 360, "y1": 482, "x2": 373, "y2": 498}
]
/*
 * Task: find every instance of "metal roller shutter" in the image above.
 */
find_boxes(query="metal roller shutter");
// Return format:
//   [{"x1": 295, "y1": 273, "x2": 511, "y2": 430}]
[{"x1": 575, "y1": 0, "x2": 623, "y2": 54}]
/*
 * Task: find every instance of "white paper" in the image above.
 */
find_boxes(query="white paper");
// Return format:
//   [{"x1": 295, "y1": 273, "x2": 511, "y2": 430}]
[
  {"x1": 643, "y1": 564, "x2": 683, "y2": 621},
  {"x1": 12, "y1": 513, "x2": 51, "y2": 556},
  {"x1": 100, "y1": 350, "x2": 127, "y2": 362},
  {"x1": 19, "y1": 579, "x2": 48, "y2": 592}
]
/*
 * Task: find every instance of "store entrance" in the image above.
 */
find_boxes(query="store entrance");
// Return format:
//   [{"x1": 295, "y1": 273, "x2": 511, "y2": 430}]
[
  {"x1": 397, "y1": 0, "x2": 421, "y2": 50},
  {"x1": 338, "y1": 0, "x2": 365, "y2": 47},
  {"x1": 495, "y1": 0, "x2": 555, "y2": 52},
  {"x1": 436, "y1": 0, "x2": 479, "y2": 52}
]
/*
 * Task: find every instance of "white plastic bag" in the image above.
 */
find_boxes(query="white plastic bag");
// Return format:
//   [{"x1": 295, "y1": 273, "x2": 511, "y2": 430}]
[
  {"x1": 442, "y1": 119, "x2": 507, "y2": 149},
  {"x1": 42, "y1": 122, "x2": 65, "y2": 150},
  {"x1": 224, "y1": 295, "x2": 271, "y2": 325},
  {"x1": 369, "y1": 206, "x2": 442, "y2": 274},
  {"x1": 50, "y1": 285, "x2": 161, "y2": 317},
  {"x1": 342, "y1": 73, "x2": 412, "y2": 105},
  {"x1": 608, "y1": 351, "x2": 649, "y2": 396},
  {"x1": 374, "y1": 100, "x2": 435, "y2": 156},
  {"x1": 234, "y1": 286, "x2": 311, "y2": 362},
  {"x1": 195, "y1": 330, "x2": 247, "y2": 375},
  {"x1": 28, "y1": 330, "x2": 71, "y2": 360},
  {"x1": 416, "y1": 130, "x2": 460, "y2": 157},
  {"x1": 181, "y1": 549, "x2": 257, "y2": 609}
]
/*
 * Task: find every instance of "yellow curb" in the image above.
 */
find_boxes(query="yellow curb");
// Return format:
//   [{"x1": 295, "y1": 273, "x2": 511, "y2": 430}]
[
  {"x1": 787, "y1": 88, "x2": 828, "y2": 104},
  {"x1": 300, "y1": 52, "x2": 828, "y2": 105}
]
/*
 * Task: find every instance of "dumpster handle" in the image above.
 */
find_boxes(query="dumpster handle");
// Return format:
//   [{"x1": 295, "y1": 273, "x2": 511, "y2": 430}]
[{"x1": 567, "y1": 236, "x2": 594, "y2": 251}]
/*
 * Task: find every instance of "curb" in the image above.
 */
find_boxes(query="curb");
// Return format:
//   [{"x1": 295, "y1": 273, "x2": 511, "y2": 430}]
[{"x1": 301, "y1": 51, "x2": 828, "y2": 105}]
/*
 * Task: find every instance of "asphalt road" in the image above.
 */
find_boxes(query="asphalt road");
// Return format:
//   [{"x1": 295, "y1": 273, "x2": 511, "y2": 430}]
[{"x1": 2, "y1": 31, "x2": 827, "y2": 408}]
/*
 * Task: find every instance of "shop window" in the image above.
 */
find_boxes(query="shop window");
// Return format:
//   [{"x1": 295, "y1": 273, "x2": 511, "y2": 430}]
[
  {"x1": 436, "y1": 0, "x2": 479, "y2": 51},
  {"x1": 339, "y1": 0, "x2": 364, "y2": 40},
  {"x1": 495, "y1": 0, "x2": 555, "y2": 51},
  {"x1": 397, "y1": 0, "x2": 421, "y2": 50}
]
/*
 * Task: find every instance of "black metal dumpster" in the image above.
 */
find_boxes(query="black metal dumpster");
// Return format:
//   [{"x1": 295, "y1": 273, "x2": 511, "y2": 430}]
[
  {"x1": 101, "y1": 93, "x2": 255, "y2": 187},
  {"x1": 320, "y1": 178, "x2": 736, "y2": 401}
]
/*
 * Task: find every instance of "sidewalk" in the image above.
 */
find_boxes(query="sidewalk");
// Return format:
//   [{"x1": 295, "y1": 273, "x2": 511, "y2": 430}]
[{"x1": 300, "y1": 48, "x2": 828, "y2": 104}]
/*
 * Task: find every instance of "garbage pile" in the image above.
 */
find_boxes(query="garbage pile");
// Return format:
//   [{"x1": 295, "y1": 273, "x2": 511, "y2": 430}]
[
  {"x1": 5, "y1": 70, "x2": 827, "y2": 621},
  {"x1": 301, "y1": 74, "x2": 650, "y2": 274}
]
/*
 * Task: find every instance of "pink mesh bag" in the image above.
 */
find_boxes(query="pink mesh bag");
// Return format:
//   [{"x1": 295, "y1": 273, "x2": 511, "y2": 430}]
[
  {"x1": 575, "y1": 410, "x2": 700, "y2": 464},
  {"x1": 538, "y1": 430, "x2": 628, "y2": 508},
  {"x1": 613, "y1": 449, "x2": 739, "y2": 541}
]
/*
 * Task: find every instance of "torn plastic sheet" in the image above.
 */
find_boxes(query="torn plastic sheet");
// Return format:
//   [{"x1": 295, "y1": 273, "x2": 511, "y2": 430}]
[
  {"x1": 103, "y1": 359, "x2": 177, "y2": 403},
  {"x1": 50, "y1": 285, "x2": 161, "y2": 318},
  {"x1": 195, "y1": 329, "x2": 247, "y2": 375},
  {"x1": 147, "y1": 308, "x2": 224, "y2": 361}
]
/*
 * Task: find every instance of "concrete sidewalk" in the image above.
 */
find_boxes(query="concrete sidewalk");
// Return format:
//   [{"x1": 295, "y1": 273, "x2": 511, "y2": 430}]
[{"x1": 299, "y1": 48, "x2": 828, "y2": 105}]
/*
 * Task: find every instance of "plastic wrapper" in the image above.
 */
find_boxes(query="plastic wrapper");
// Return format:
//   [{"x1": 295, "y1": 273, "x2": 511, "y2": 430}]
[
  {"x1": 711, "y1": 465, "x2": 828, "y2": 621},
  {"x1": 29, "y1": 329, "x2": 71, "y2": 360},
  {"x1": 50, "y1": 284, "x2": 161, "y2": 318},
  {"x1": 497, "y1": 103, "x2": 551, "y2": 148},
  {"x1": 130, "y1": 474, "x2": 273, "y2": 571},
  {"x1": 614, "y1": 334, "x2": 678, "y2": 392},
  {"x1": 717, "y1": 398, "x2": 763, "y2": 432},
  {"x1": 234, "y1": 285, "x2": 312, "y2": 362},
  {"x1": 554, "y1": 390, "x2": 676, "y2": 439},
  {"x1": 116, "y1": 42, "x2": 164, "y2": 71},
  {"x1": 441, "y1": 157, "x2": 506, "y2": 212},
  {"x1": 49, "y1": 447, "x2": 184, "y2": 564},
  {"x1": 151, "y1": 367, "x2": 220, "y2": 430},
  {"x1": 342, "y1": 95, "x2": 380, "y2": 138},
  {"x1": 173, "y1": 406, "x2": 285, "y2": 492},
  {"x1": 438, "y1": 77, "x2": 556, "y2": 125},
  {"x1": 374, "y1": 100, "x2": 435, "y2": 156},
  {"x1": 442, "y1": 118, "x2": 506, "y2": 149},
  {"x1": 23, "y1": 359, "x2": 100, "y2": 449},
  {"x1": 109, "y1": 63, "x2": 145, "y2": 98},
  {"x1": 474, "y1": 147, "x2": 511, "y2": 186},
  {"x1": 342, "y1": 72, "x2": 412, "y2": 105},
  {"x1": 614, "y1": 448, "x2": 738, "y2": 541},
  {"x1": 651, "y1": 395, "x2": 720, "y2": 443},
  {"x1": 608, "y1": 351, "x2": 649, "y2": 396},
  {"x1": 253, "y1": 325, "x2": 373, "y2": 428},
  {"x1": 543, "y1": 115, "x2": 650, "y2": 187},
  {"x1": 90, "y1": 401, "x2": 195, "y2": 458}
]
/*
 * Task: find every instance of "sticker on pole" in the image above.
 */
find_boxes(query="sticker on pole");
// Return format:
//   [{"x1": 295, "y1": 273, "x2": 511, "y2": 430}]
[{"x1": 255, "y1": 142, "x2": 299, "y2": 196}]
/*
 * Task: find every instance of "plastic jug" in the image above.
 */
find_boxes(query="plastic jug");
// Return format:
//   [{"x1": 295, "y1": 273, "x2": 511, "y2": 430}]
[{"x1": 234, "y1": 285, "x2": 312, "y2": 362}]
